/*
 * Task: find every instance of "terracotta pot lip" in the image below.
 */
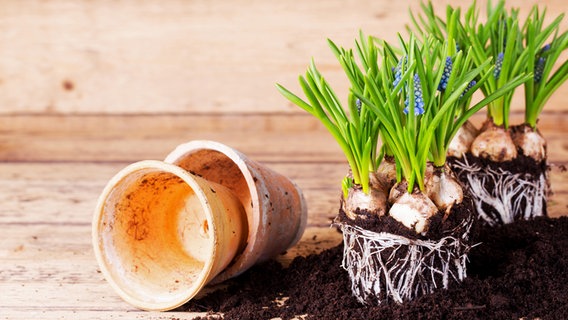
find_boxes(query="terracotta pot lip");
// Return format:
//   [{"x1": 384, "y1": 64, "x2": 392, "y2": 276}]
[
  {"x1": 164, "y1": 140, "x2": 264, "y2": 260},
  {"x1": 92, "y1": 160, "x2": 217, "y2": 311}
]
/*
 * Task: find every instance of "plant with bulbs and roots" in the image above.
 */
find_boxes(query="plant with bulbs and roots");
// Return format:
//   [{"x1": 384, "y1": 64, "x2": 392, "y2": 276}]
[
  {"x1": 410, "y1": 1, "x2": 568, "y2": 226},
  {"x1": 276, "y1": 28, "x2": 528, "y2": 304}
]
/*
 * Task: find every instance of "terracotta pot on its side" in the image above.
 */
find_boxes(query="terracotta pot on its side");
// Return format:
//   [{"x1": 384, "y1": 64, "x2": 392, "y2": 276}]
[
  {"x1": 92, "y1": 160, "x2": 247, "y2": 311},
  {"x1": 164, "y1": 140, "x2": 308, "y2": 283},
  {"x1": 92, "y1": 141, "x2": 308, "y2": 311}
]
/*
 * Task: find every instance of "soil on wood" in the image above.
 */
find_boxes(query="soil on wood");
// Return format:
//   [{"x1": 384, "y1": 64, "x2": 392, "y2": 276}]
[{"x1": 183, "y1": 216, "x2": 568, "y2": 320}]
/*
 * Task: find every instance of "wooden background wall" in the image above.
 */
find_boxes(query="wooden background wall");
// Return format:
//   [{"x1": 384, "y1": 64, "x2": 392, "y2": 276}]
[
  {"x1": 1, "y1": 0, "x2": 566, "y2": 116},
  {"x1": 1, "y1": 2, "x2": 567, "y2": 318}
]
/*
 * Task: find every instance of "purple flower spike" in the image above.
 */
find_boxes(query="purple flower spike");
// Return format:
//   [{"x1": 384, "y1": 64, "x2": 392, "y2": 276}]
[
  {"x1": 494, "y1": 52, "x2": 504, "y2": 79},
  {"x1": 393, "y1": 60, "x2": 403, "y2": 88},
  {"x1": 541, "y1": 44, "x2": 551, "y2": 53},
  {"x1": 438, "y1": 57, "x2": 453, "y2": 92},
  {"x1": 404, "y1": 74, "x2": 425, "y2": 115},
  {"x1": 460, "y1": 80, "x2": 477, "y2": 99},
  {"x1": 534, "y1": 57, "x2": 546, "y2": 84},
  {"x1": 403, "y1": 105, "x2": 425, "y2": 115}
]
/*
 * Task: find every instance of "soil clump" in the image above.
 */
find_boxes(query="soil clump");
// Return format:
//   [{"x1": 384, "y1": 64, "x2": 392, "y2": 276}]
[{"x1": 184, "y1": 216, "x2": 568, "y2": 319}]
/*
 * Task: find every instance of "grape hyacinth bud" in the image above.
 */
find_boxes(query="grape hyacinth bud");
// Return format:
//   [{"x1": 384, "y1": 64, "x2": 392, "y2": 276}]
[
  {"x1": 534, "y1": 57, "x2": 546, "y2": 84},
  {"x1": 541, "y1": 43, "x2": 551, "y2": 53},
  {"x1": 356, "y1": 98, "x2": 362, "y2": 113},
  {"x1": 493, "y1": 52, "x2": 504, "y2": 79},
  {"x1": 460, "y1": 80, "x2": 477, "y2": 99},
  {"x1": 393, "y1": 60, "x2": 403, "y2": 88},
  {"x1": 534, "y1": 44, "x2": 551, "y2": 84},
  {"x1": 404, "y1": 74, "x2": 425, "y2": 115},
  {"x1": 438, "y1": 57, "x2": 453, "y2": 92}
]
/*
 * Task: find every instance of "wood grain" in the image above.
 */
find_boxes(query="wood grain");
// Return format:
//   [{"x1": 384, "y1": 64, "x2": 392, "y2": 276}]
[
  {"x1": 0, "y1": 222, "x2": 339, "y2": 319},
  {"x1": 1, "y1": 111, "x2": 568, "y2": 163},
  {"x1": 0, "y1": 0, "x2": 566, "y2": 115},
  {"x1": 0, "y1": 1, "x2": 567, "y2": 318},
  {"x1": 2, "y1": 117, "x2": 567, "y2": 319}
]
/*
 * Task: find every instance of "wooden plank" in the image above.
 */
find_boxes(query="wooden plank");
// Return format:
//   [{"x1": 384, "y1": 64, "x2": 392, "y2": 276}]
[
  {"x1": 0, "y1": 222, "x2": 339, "y2": 319},
  {"x1": 0, "y1": 113, "x2": 342, "y2": 163},
  {"x1": 1, "y1": 112, "x2": 568, "y2": 163},
  {"x1": 0, "y1": 311, "x2": 211, "y2": 320},
  {"x1": 0, "y1": 162, "x2": 344, "y2": 226},
  {"x1": 1, "y1": 161, "x2": 566, "y2": 228},
  {"x1": 0, "y1": 0, "x2": 566, "y2": 115}
]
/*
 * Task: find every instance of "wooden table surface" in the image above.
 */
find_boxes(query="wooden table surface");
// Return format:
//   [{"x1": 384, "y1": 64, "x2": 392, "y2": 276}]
[
  {"x1": 1, "y1": 111, "x2": 567, "y2": 320},
  {"x1": 1, "y1": 1, "x2": 567, "y2": 319}
]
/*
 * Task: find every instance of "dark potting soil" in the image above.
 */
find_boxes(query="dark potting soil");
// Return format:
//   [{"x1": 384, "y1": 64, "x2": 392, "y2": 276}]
[
  {"x1": 334, "y1": 195, "x2": 476, "y2": 304},
  {"x1": 448, "y1": 152, "x2": 549, "y2": 226},
  {"x1": 335, "y1": 194, "x2": 476, "y2": 241},
  {"x1": 183, "y1": 216, "x2": 568, "y2": 320},
  {"x1": 448, "y1": 149, "x2": 548, "y2": 177}
]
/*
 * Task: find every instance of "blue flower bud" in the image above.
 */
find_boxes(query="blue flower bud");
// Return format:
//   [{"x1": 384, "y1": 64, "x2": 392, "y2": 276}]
[
  {"x1": 494, "y1": 52, "x2": 504, "y2": 79},
  {"x1": 534, "y1": 57, "x2": 545, "y2": 84},
  {"x1": 460, "y1": 80, "x2": 477, "y2": 99},
  {"x1": 404, "y1": 74, "x2": 425, "y2": 115},
  {"x1": 393, "y1": 60, "x2": 403, "y2": 88},
  {"x1": 541, "y1": 44, "x2": 551, "y2": 53},
  {"x1": 355, "y1": 98, "x2": 362, "y2": 113},
  {"x1": 438, "y1": 57, "x2": 453, "y2": 92}
]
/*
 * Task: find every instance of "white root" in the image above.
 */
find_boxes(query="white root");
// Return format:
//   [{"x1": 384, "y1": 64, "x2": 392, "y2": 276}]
[
  {"x1": 447, "y1": 120, "x2": 479, "y2": 158},
  {"x1": 338, "y1": 219, "x2": 473, "y2": 305},
  {"x1": 470, "y1": 121, "x2": 517, "y2": 162},
  {"x1": 388, "y1": 188, "x2": 438, "y2": 234},
  {"x1": 452, "y1": 156, "x2": 547, "y2": 226},
  {"x1": 511, "y1": 125, "x2": 547, "y2": 162}
]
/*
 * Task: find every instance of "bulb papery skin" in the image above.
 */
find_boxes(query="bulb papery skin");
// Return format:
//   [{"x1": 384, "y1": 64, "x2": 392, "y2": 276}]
[
  {"x1": 389, "y1": 190, "x2": 438, "y2": 235},
  {"x1": 376, "y1": 157, "x2": 397, "y2": 191},
  {"x1": 388, "y1": 180, "x2": 407, "y2": 204},
  {"x1": 448, "y1": 120, "x2": 479, "y2": 158},
  {"x1": 342, "y1": 174, "x2": 388, "y2": 219},
  {"x1": 512, "y1": 124, "x2": 547, "y2": 163},
  {"x1": 471, "y1": 121, "x2": 517, "y2": 162},
  {"x1": 424, "y1": 163, "x2": 464, "y2": 215}
]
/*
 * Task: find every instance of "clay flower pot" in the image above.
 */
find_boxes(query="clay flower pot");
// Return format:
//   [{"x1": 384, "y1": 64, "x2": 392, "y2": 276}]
[
  {"x1": 92, "y1": 141, "x2": 307, "y2": 311},
  {"x1": 92, "y1": 160, "x2": 248, "y2": 311},
  {"x1": 164, "y1": 140, "x2": 308, "y2": 283}
]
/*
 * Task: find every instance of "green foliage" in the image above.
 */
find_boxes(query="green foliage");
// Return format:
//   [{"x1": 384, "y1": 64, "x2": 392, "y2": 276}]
[
  {"x1": 523, "y1": 7, "x2": 568, "y2": 128},
  {"x1": 354, "y1": 34, "x2": 527, "y2": 192},
  {"x1": 278, "y1": 4, "x2": 531, "y2": 194},
  {"x1": 276, "y1": 37, "x2": 381, "y2": 195},
  {"x1": 410, "y1": 0, "x2": 568, "y2": 129}
]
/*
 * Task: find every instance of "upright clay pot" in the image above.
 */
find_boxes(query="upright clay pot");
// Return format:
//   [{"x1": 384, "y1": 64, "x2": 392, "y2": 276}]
[
  {"x1": 164, "y1": 140, "x2": 308, "y2": 283},
  {"x1": 92, "y1": 160, "x2": 248, "y2": 311}
]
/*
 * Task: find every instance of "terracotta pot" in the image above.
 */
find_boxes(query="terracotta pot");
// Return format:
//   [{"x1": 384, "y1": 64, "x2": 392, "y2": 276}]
[
  {"x1": 92, "y1": 160, "x2": 247, "y2": 311},
  {"x1": 164, "y1": 140, "x2": 308, "y2": 283}
]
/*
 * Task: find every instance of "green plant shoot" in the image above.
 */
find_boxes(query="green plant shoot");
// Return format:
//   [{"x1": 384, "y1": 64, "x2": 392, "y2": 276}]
[
  {"x1": 523, "y1": 7, "x2": 568, "y2": 129},
  {"x1": 410, "y1": 1, "x2": 568, "y2": 130},
  {"x1": 276, "y1": 41, "x2": 381, "y2": 197},
  {"x1": 354, "y1": 34, "x2": 529, "y2": 192}
]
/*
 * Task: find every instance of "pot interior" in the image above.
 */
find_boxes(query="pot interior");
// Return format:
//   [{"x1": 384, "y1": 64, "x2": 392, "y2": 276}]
[{"x1": 96, "y1": 168, "x2": 214, "y2": 309}]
